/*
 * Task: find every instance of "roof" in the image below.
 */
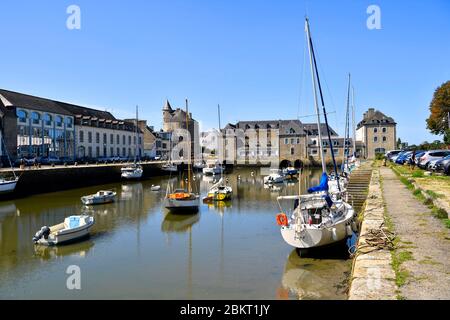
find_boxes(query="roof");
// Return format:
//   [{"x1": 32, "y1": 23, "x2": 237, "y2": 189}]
[
  {"x1": 302, "y1": 123, "x2": 338, "y2": 136},
  {"x1": 58, "y1": 102, "x2": 115, "y2": 120},
  {"x1": 163, "y1": 99, "x2": 173, "y2": 111},
  {"x1": 357, "y1": 108, "x2": 396, "y2": 129},
  {"x1": 0, "y1": 89, "x2": 73, "y2": 116}
]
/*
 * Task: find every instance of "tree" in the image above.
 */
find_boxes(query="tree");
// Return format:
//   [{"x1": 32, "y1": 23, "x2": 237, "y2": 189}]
[
  {"x1": 397, "y1": 138, "x2": 402, "y2": 149},
  {"x1": 426, "y1": 81, "x2": 450, "y2": 141}
]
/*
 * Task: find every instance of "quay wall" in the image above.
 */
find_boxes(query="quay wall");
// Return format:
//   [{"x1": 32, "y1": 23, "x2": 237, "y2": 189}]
[
  {"x1": 0, "y1": 162, "x2": 167, "y2": 199},
  {"x1": 348, "y1": 168, "x2": 398, "y2": 299}
]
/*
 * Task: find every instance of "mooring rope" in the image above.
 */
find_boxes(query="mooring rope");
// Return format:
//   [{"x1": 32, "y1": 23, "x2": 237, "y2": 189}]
[{"x1": 349, "y1": 222, "x2": 396, "y2": 259}]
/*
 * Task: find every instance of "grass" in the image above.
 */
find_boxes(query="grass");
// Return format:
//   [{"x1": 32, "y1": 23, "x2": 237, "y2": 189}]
[
  {"x1": 445, "y1": 219, "x2": 450, "y2": 229},
  {"x1": 391, "y1": 250, "x2": 414, "y2": 287},
  {"x1": 425, "y1": 189, "x2": 444, "y2": 199}
]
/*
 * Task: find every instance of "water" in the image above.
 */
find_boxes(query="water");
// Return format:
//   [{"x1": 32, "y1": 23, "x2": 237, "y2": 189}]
[{"x1": 0, "y1": 167, "x2": 350, "y2": 299}]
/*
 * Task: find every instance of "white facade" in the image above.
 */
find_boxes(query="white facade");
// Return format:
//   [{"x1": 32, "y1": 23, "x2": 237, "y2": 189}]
[{"x1": 75, "y1": 125, "x2": 143, "y2": 159}]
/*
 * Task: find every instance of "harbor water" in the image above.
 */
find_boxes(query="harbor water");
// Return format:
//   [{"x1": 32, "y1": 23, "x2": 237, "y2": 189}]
[{"x1": 0, "y1": 167, "x2": 350, "y2": 299}]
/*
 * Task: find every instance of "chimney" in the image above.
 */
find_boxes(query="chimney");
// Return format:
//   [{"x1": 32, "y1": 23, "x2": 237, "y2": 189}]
[{"x1": 367, "y1": 108, "x2": 375, "y2": 118}]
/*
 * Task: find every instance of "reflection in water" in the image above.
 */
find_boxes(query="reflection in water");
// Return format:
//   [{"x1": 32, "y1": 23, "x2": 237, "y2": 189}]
[
  {"x1": 279, "y1": 250, "x2": 350, "y2": 300},
  {"x1": 0, "y1": 167, "x2": 350, "y2": 299}
]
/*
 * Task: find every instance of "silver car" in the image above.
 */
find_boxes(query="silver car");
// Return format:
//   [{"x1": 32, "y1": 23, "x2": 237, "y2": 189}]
[{"x1": 418, "y1": 150, "x2": 450, "y2": 169}]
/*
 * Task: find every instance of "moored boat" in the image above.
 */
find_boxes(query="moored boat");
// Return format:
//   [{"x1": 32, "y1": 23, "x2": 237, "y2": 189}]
[
  {"x1": 121, "y1": 164, "x2": 143, "y2": 179},
  {"x1": 81, "y1": 190, "x2": 116, "y2": 205},
  {"x1": 0, "y1": 177, "x2": 19, "y2": 194},
  {"x1": 33, "y1": 215, "x2": 95, "y2": 246},
  {"x1": 264, "y1": 169, "x2": 285, "y2": 184}
]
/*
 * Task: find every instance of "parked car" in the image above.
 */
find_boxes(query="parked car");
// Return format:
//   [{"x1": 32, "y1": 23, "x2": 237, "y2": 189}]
[
  {"x1": 417, "y1": 150, "x2": 450, "y2": 169},
  {"x1": 434, "y1": 155, "x2": 450, "y2": 175},
  {"x1": 395, "y1": 151, "x2": 413, "y2": 164},
  {"x1": 385, "y1": 150, "x2": 402, "y2": 161},
  {"x1": 390, "y1": 150, "x2": 408, "y2": 162}
]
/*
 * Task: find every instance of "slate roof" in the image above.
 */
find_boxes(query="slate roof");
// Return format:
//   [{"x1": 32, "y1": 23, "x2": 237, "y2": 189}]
[{"x1": 357, "y1": 108, "x2": 396, "y2": 129}]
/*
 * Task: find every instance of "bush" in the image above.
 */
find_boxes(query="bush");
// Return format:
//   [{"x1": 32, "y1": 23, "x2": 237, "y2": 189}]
[{"x1": 375, "y1": 153, "x2": 385, "y2": 160}]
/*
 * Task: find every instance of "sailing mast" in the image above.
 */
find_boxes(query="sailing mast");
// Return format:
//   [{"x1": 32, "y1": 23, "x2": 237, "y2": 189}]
[
  {"x1": 305, "y1": 18, "x2": 326, "y2": 173},
  {"x1": 342, "y1": 74, "x2": 351, "y2": 172},
  {"x1": 305, "y1": 17, "x2": 340, "y2": 191},
  {"x1": 186, "y1": 98, "x2": 191, "y2": 193},
  {"x1": 135, "y1": 105, "x2": 139, "y2": 164},
  {"x1": 218, "y1": 104, "x2": 223, "y2": 181},
  {"x1": 352, "y1": 87, "x2": 356, "y2": 158}
]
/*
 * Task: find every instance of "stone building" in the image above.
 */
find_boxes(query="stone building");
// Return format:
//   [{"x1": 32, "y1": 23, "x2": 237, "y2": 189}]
[
  {"x1": 124, "y1": 119, "x2": 157, "y2": 158},
  {"x1": 356, "y1": 108, "x2": 396, "y2": 159},
  {"x1": 0, "y1": 89, "x2": 143, "y2": 162},
  {"x1": 162, "y1": 99, "x2": 199, "y2": 160}
]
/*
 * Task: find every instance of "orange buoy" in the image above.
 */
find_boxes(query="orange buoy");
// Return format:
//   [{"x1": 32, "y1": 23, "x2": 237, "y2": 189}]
[{"x1": 276, "y1": 213, "x2": 289, "y2": 226}]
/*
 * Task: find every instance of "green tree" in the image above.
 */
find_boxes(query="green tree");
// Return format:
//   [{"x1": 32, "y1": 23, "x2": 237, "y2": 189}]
[
  {"x1": 426, "y1": 81, "x2": 450, "y2": 142},
  {"x1": 397, "y1": 138, "x2": 402, "y2": 149}
]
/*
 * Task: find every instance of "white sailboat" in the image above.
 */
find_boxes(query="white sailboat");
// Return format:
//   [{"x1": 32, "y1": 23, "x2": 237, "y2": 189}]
[
  {"x1": 264, "y1": 169, "x2": 285, "y2": 185},
  {"x1": 121, "y1": 106, "x2": 143, "y2": 179},
  {"x1": 163, "y1": 99, "x2": 200, "y2": 214},
  {"x1": 0, "y1": 136, "x2": 19, "y2": 194},
  {"x1": 204, "y1": 105, "x2": 233, "y2": 202},
  {"x1": 276, "y1": 18, "x2": 356, "y2": 250}
]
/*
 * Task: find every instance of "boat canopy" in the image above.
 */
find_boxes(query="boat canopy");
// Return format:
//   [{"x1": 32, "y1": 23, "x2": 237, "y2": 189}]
[{"x1": 307, "y1": 172, "x2": 329, "y2": 193}]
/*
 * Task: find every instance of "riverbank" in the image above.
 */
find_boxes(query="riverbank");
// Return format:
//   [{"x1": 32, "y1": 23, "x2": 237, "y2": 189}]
[{"x1": 349, "y1": 163, "x2": 450, "y2": 300}]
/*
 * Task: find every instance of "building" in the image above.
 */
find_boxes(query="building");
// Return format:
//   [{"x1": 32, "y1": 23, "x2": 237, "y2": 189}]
[
  {"x1": 0, "y1": 89, "x2": 143, "y2": 162},
  {"x1": 356, "y1": 108, "x2": 396, "y2": 159},
  {"x1": 124, "y1": 119, "x2": 157, "y2": 159},
  {"x1": 162, "y1": 99, "x2": 199, "y2": 160},
  {"x1": 155, "y1": 130, "x2": 172, "y2": 160},
  {"x1": 222, "y1": 119, "x2": 349, "y2": 167}
]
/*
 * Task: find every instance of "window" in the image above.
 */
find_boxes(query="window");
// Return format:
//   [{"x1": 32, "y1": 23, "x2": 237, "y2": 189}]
[
  {"x1": 123, "y1": 135, "x2": 125, "y2": 145},
  {"x1": 110, "y1": 147, "x2": 114, "y2": 156},
  {"x1": 44, "y1": 113, "x2": 52, "y2": 126},
  {"x1": 382, "y1": 136, "x2": 387, "y2": 142},
  {"x1": 96, "y1": 146, "x2": 100, "y2": 157},
  {"x1": 128, "y1": 148, "x2": 131, "y2": 156},
  {"x1": 79, "y1": 131, "x2": 84, "y2": 143},
  {"x1": 138, "y1": 137, "x2": 142, "y2": 145},
  {"x1": 56, "y1": 116, "x2": 63, "y2": 127},
  {"x1": 103, "y1": 146, "x2": 107, "y2": 157},
  {"x1": 289, "y1": 128, "x2": 295, "y2": 134},
  {"x1": 374, "y1": 136, "x2": 378, "y2": 142},
  {"x1": 291, "y1": 138, "x2": 295, "y2": 144},
  {"x1": 122, "y1": 147, "x2": 126, "y2": 156},
  {"x1": 96, "y1": 132, "x2": 100, "y2": 143},
  {"x1": 17, "y1": 110, "x2": 27, "y2": 122},
  {"x1": 284, "y1": 138, "x2": 289, "y2": 144},
  {"x1": 373, "y1": 128, "x2": 378, "y2": 133},
  {"x1": 128, "y1": 136, "x2": 131, "y2": 145},
  {"x1": 297, "y1": 138, "x2": 300, "y2": 144},
  {"x1": 88, "y1": 132, "x2": 92, "y2": 143},
  {"x1": 88, "y1": 146, "x2": 92, "y2": 157},
  {"x1": 117, "y1": 148, "x2": 120, "y2": 156},
  {"x1": 117, "y1": 134, "x2": 120, "y2": 144},
  {"x1": 110, "y1": 134, "x2": 114, "y2": 144},
  {"x1": 65, "y1": 117, "x2": 73, "y2": 128},
  {"x1": 382, "y1": 127, "x2": 387, "y2": 133},
  {"x1": 290, "y1": 147, "x2": 295, "y2": 155},
  {"x1": 31, "y1": 112, "x2": 40, "y2": 125},
  {"x1": 103, "y1": 133, "x2": 107, "y2": 144}
]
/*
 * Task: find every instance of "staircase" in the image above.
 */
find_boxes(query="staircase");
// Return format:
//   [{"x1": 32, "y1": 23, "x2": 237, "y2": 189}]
[{"x1": 346, "y1": 164, "x2": 373, "y2": 214}]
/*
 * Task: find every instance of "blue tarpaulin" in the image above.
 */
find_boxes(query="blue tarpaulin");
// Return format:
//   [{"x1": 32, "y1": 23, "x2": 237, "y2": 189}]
[{"x1": 307, "y1": 172, "x2": 329, "y2": 193}]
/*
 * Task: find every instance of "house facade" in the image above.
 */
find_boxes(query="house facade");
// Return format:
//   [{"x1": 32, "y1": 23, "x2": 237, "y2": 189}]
[{"x1": 356, "y1": 108, "x2": 396, "y2": 159}]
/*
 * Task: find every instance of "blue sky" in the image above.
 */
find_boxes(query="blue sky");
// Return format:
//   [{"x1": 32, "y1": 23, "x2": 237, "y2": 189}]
[{"x1": 0, "y1": 0, "x2": 449, "y2": 144}]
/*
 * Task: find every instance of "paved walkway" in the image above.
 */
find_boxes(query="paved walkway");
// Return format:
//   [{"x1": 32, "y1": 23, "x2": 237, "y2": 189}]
[{"x1": 380, "y1": 167, "x2": 450, "y2": 299}]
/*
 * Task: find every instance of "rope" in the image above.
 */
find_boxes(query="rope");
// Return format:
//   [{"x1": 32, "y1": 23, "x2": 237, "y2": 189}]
[{"x1": 349, "y1": 222, "x2": 396, "y2": 259}]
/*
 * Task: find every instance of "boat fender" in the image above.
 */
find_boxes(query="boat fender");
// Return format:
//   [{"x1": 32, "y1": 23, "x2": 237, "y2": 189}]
[
  {"x1": 276, "y1": 213, "x2": 289, "y2": 227},
  {"x1": 331, "y1": 228, "x2": 338, "y2": 241}
]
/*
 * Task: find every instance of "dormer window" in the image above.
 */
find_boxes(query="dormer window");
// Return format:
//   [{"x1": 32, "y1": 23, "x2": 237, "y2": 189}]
[
  {"x1": 31, "y1": 112, "x2": 40, "y2": 125},
  {"x1": 56, "y1": 116, "x2": 63, "y2": 127},
  {"x1": 17, "y1": 110, "x2": 27, "y2": 123},
  {"x1": 44, "y1": 113, "x2": 52, "y2": 126}
]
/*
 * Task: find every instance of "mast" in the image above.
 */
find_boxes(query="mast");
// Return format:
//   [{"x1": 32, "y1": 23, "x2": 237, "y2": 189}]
[
  {"x1": 342, "y1": 74, "x2": 351, "y2": 172},
  {"x1": 186, "y1": 98, "x2": 191, "y2": 193},
  {"x1": 352, "y1": 86, "x2": 356, "y2": 157},
  {"x1": 135, "y1": 105, "x2": 138, "y2": 164},
  {"x1": 218, "y1": 104, "x2": 223, "y2": 181},
  {"x1": 306, "y1": 17, "x2": 340, "y2": 190},
  {"x1": 305, "y1": 18, "x2": 326, "y2": 173}
]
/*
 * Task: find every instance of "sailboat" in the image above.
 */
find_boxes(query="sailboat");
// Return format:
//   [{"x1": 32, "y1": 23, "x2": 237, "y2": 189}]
[
  {"x1": 121, "y1": 106, "x2": 143, "y2": 179},
  {"x1": 163, "y1": 99, "x2": 200, "y2": 214},
  {"x1": 203, "y1": 105, "x2": 232, "y2": 202},
  {"x1": 276, "y1": 18, "x2": 356, "y2": 250},
  {"x1": 0, "y1": 136, "x2": 19, "y2": 194}
]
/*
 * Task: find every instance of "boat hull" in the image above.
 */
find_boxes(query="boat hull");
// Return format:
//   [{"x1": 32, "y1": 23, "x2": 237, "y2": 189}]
[
  {"x1": 0, "y1": 179, "x2": 18, "y2": 194},
  {"x1": 81, "y1": 195, "x2": 115, "y2": 205},
  {"x1": 164, "y1": 197, "x2": 200, "y2": 214},
  {"x1": 35, "y1": 217, "x2": 95, "y2": 246},
  {"x1": 280, "y1": 203, "x2": 355, "y2": 249}
]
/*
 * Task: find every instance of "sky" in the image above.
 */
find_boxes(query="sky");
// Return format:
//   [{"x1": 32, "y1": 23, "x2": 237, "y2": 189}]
[{"x1": 0, "y1": 0, "x2": 449, "y2": 144}]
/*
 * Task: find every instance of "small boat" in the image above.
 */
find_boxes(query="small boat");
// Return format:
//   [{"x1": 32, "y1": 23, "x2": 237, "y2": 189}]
[
  {"x1": 121, "y1": 164, "x2": 143, "y2": 179},
  {"x1": 205, "y1": 177, "x2": 232, "y2": 201},
  {"x1": 81, "y1": 190, "x2": 116, "y2": 205},
  {"x1": 193, "y1": 161, "x2": 206, "y2": 171},
  {"x1": 283, "y1": 167, "x2": 299, "y2": 177},
  {"x1": 162, "y1": 162, "x2": 178, "y2": 172},
  {"x1": 202, "y1": 163, "x2": 224, "y2": 176},
  {"x1": 150, "y1": 185, "x2": 161, "y2": 191},
  {"x1": 164, "y1": 99, "x2": 200, "y2": 214},
  {"x1": 264, "y1": 169, "x2": 285, "y2": 184},
  {"x1": 0, "y1": 177, "x2": 19, "y2": 194},
  {"x1": 33, "y1": 215, "x2": 95, "y2": 246}
]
